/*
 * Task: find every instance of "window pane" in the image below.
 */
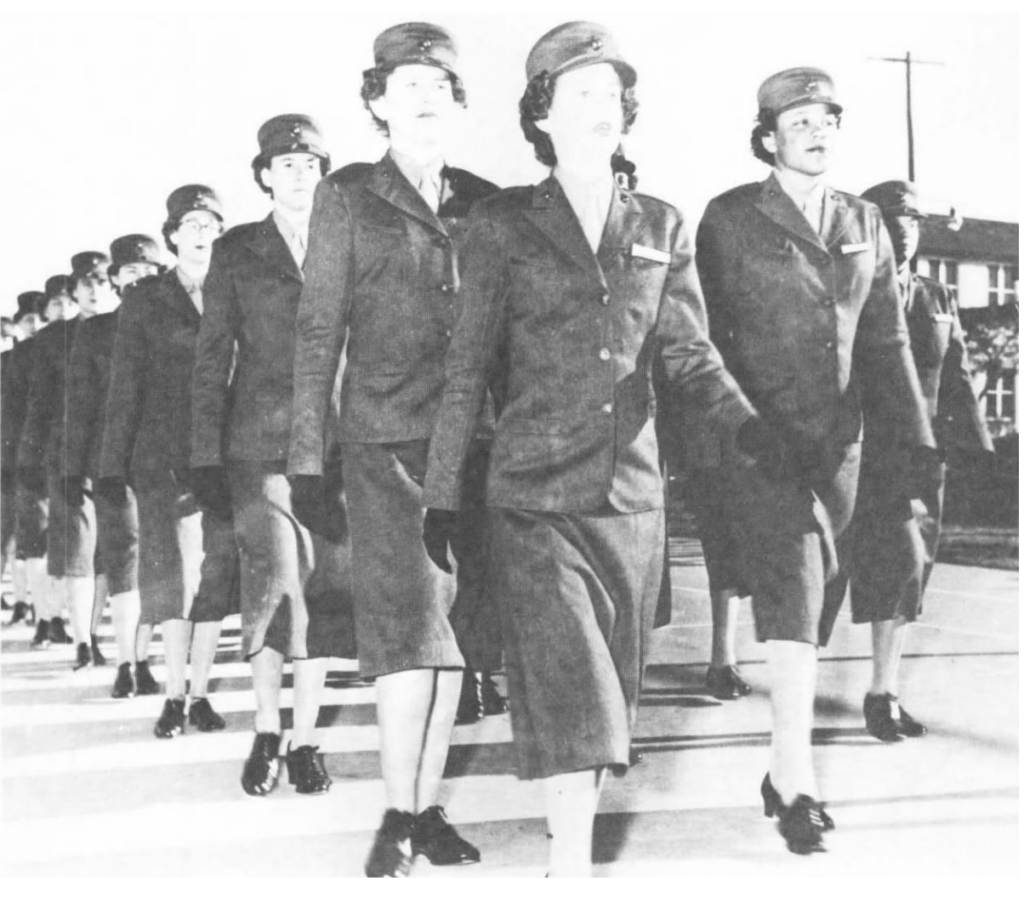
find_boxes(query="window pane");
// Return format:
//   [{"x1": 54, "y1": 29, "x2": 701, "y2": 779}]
[
  {"x1": 989, "y1": 265, "x2": 1000, "y2": 288},
  {"x1": 945, "y1": 263, "x2": 958, "y2": 285}
]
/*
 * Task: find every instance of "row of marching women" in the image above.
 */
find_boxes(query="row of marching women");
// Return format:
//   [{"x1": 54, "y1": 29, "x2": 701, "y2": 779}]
[{"x1": 0, "y1": 17, "x2": 993, "y2": 878}]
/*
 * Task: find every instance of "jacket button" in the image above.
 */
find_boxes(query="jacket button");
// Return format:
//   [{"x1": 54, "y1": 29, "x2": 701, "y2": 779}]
[
  {"x1": 598, "y1": 348, "x2": 611, "y2": 361},
  {"x1": 825, "y1": 340, "x2": 835, "y2": 349},
  {"x1": 601, "y1": 403, "x2": 613, "y2": 414},
  {"x1": 599, "y1": 292, "x2": 610, "y2": 305},
  {"x1": 440, "y1": 284, "x2": 451, "y2": 293}
]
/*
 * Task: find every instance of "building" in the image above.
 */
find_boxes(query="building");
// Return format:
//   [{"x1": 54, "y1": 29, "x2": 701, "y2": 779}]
[{"x1": 916, "y1": 215, "x2": 1019, "y2": 437}]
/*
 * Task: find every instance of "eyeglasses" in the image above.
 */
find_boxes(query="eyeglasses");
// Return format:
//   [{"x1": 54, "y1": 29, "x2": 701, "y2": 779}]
[
  {"x1": 780, "y1": 113, "x2": 840, "y2": 134},
  {"x1": 177, "y1": 220, "x2": 222, "y2": 235}
]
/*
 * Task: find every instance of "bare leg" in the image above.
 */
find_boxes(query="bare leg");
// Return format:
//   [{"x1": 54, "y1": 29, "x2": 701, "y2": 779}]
[
  {"x1": 251, "y1": 647, "x2": 284, "y2": 733},
  {"x1": 415, "y1": 668, "x2": 462, "y2": 811},
  {"x1": 188, "y1": 620, "x2": 223, "y2": 697},
  {"x1": 26, "y1": 559, "x2": 56, "y2": 619},
  {"x1": 291, "y1": 657, "x2": 329, "y2": 746},
  {"x1": 136, "y1": 622, "x2": 154, "y2": 661},
  {"x1": 110, "y1": 590, "x2": 140, "y2": 665},
  {"x1": 870, "y1": 616, "x2": 908, "y2": 696},
  {"x1": 13, "y1": 559, "x2": 28, "y2": 606},
  {"x1": 162, "y1": 618, "x2": 192, "y2": 698},
  {"x1": 375, "y1": 668, "x2": 439, "y2": 812},
  {"x1": 709, "y1": 588, "x2": 742, "y2": 668},
  {"x1": 543, "y1": 768, "x2": 606, "y2": 877},
  {"x1": 767, "y1": 638, "x2": 819, "y2": 804},
  {"x1": 64, "y1": 576, "x2": 96, "y2": 645}
]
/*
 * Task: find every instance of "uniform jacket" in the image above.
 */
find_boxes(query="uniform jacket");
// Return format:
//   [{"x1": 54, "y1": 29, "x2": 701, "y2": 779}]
[
  {"x1": 64, "y1": 310, "x2": 120, "y2": 479},
  {"x1": 288, "y1": 153, "x2": 498, "y2": 475},
  {"x1": 687, "y1": 173, "x2": 933, "y2": 468},
  {"x1": 423, "y1": 176, "x2": 755, "y2": 514},
  {"x1": 18, "y1": 318, "x2": 79, "y2": 473},
  {"x1": 2, "y1": 339, "x2": 36, "y2": 474},
  {"x1": 100, "y1": 269, "x2": 202, "y2": 477},
  {"x1": 192, "y1": 215, "x2": 309, "y2": 466},
  {"x1": 904, "y1": 273, "x2": 991, "y2": 455}
]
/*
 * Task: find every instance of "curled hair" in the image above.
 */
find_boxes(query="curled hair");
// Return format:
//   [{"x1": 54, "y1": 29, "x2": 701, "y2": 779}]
[
  {"x1": 750, "y1": 108, "x2": 843, "y2": 166},
  {"x1": 519, "y1": 70, "x2": 639, "y2": 168},
  {"x1": 359, "y1": 66, "x2": 468, "y2": 136},
  {"x1": 251, "y1": 154, "x2": 332, "y2": 196}
]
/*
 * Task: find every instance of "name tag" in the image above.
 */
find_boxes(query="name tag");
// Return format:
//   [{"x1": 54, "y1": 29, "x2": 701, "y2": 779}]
[
  {"x1": 933, "y1": 313, "x2": 954, "y2": 323},
  {"x1": 841, "y1": 242, "x2": 870, "y2": 254},
  {"x1": 631, "y1": 243, "x2": 671, "y2": 264}
]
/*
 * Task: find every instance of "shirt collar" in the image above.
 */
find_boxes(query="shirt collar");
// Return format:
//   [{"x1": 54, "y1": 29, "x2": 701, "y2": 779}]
[
  {"x1": 272, "y1": 209, "x2": 309, "y2": 250},
  {"x1": 175, "y1": 265, "x2": 204, "y2": 294},
  {"x1": 389, "y1": 147, "x2": 444, "y2": 193}
]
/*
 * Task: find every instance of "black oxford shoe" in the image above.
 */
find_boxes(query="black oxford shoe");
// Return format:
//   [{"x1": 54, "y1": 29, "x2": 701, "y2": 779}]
[
  {"x1": 154, "y1": 698, "x2": 186, "y2": 738},
  {"x1": 90, "y1": 634, "x2": 107, "y2": 666},
  {"x1": 30, "y1": 619, "x2": 51, "y2": 649},
  {"x1": 134, "y1": 660, "x2": 160, "y2": 695},
  {"x1": 111, "y1": 662, "x2": 134, "y2": 699},
  {"x1": 892, "y1": 696, "x2": 927, "y2": 737},
  {"x1": 411, "y1": 805, "x2": 481, "y2": 866},
  {"x1": 241, "y1": 732, "x2": 281, "y2": 796},
  {"x1": 761, "y1": 774, "x2": 834, "y2": 831},
  {"x1": 285, "y1": 744, "x2": 331, "y2": 795},
  {"x1": 776, "y1": 794, "x2": 829, "y2": 855},
  {"x1": 50, "y1": 617, "x2": 73, "y2": 644},
  {"x1": 72, "y1": 642, "x2": 93, "y2": 671},
  {"x1": 705, "y1": 664, "x2": 752, "y2": 700},
  {"x1": 188, "y1": 696, "x2": 226, "y2": 732},
  {"x1": 365, "y1": 809, "x2": 415, "y2": 877},
  {"x1": 864, "y1": 693, "x2": 903, "y2": 742}
]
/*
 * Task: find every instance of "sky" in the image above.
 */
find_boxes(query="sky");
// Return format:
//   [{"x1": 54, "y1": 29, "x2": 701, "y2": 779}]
[{"x1": 0, "y1": 1, "x2": 1018, "y2": 317}]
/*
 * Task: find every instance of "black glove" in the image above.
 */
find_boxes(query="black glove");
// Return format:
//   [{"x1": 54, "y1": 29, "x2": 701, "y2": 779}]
[
  {"x1": 190, "y1": 466, "x2": 233, "y2": 520},
  {"x1": 736, "y1": 417, "x2": 791, "y2": 482},
  {"x1": 17, "y1": 466, "x2": 46, "y2": 493},
  {"x1": 423, "y1": 508, "x2": 459, "y2": 574},
  {"x1": 898, "y1": 445, "x2": 945, "y2": 500},
  {"x1": 63, "y1": 475, "x2": 86, "y2": 508},
  {"x1": 97, "y1": 476, "x2": 128, "y2": 506}
]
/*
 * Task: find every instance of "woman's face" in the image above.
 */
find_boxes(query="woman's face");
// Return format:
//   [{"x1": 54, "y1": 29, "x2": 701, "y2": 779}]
[
  {"x1": 168, "y1": 210, "x2": 222, "y2": 267},
  {"x1": 370, "y1": 64, "x2": 458, "y2": 151},
  {"x1": 537, "y1": 63, "x2": 624, "y2": 164}
]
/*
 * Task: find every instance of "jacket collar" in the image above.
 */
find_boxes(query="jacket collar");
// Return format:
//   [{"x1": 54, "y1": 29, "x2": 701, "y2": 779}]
[
  {"x1": 245, "y1": 213, "x2": 303, "y2": 282},
  {"x1": 157, "y1": 267, "x2": 201, "y2": 326},
  {"x1": 525, "y1": 174, "x2": 644, "y2": 286},
  {"x1": 366, "y1": 152, "x2": 448, "y2": 235},
  {"x1": 756, "y1": 173, "x2": 856, "y2": 253}
]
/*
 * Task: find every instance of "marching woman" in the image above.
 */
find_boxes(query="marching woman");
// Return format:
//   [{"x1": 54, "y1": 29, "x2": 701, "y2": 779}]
[
  {"x1": 64, "y1": 235, "x2": 164, "y2": 697},
  {"x1": 100, "y1": 186, "x2": 239, "y2": 738},
  {"x1": 191, "y1": 114, "x2": 355, "y2": 796},
  {"x1": 422, "y1": 22, "x2": 755, "y2": 876}
]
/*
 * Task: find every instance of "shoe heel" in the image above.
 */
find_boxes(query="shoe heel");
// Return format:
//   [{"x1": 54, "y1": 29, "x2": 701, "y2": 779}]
[{"x1": 761, "y1": 774, "x2": 780, "y2": 818}]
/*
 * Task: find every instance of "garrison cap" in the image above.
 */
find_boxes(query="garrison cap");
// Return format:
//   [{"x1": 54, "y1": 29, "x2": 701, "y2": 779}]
[
  {"x1": 166, "y1": 184, "x2": 223, "y2": 222},
  {"x1": 861, "y1": 180, "x2": 927, "y2": 219},
  {"x1": 44, "y1": 274, "x2": 73, "y2": 298},
  {"x1": 15, "y1": 291, "x2": 46, "y2": 320},
  {"x1": 255, "y1": 114, "x2": 329, "y2": 164},
  {"x1": 109, "y1": 234, "x2": 163, "y2": 275},
  {"x1": 526, "y1": 21, "x2": 636, "y2": 88},
  {"x1": 373, "y1": 23, "x2": 458, "y2": 77},
  {"x1": 757, "y1": 67, "x2": 841, "y2": 117},
  {"x1": 70, "y1": 251, "x2": 110, "y2": 276}
]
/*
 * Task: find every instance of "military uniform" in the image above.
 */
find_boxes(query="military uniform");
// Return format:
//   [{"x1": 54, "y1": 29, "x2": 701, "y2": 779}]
[
  {"x1": 100, "y1": 191, "x2": 238, "y2": 627},
  {"x1": 820, "y1": 182, "x2": 992, "y2": 639},
  {"x1": 191, "y1": 114, "x2": 355, "y2": 662}
]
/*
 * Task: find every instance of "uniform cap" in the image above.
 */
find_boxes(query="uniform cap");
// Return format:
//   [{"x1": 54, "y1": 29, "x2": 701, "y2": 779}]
[
  {"x1": 166, "y1": 184, "x2": 223, "y2": 221},
  {"x1": 757, "y1": 67, "x2": 841, "y2": 117},
  {"x1": 373, "y1": 22, "x2": 458, "y2": 76},
  {"x1": 44, "y1": 275, "x2": 73, "y2": 299},
  {"x1": 70, "y1": 251, "x2": 111, "y2": 276},
  {"x1": 861, "y1": 180, "x2": 927, "y2": 219},
  {"x1": 15, "y1": 291, "x2": 46, "y2": 320},
  {"x1": 255, "y1": 114, "x2": 329, "y2": 164},
  {"x1": 109, "y1": 234, "x2": 163, "y2": 275},
  {"x1": 526, "y1": 21, "x2": 636, "y2": 88}
]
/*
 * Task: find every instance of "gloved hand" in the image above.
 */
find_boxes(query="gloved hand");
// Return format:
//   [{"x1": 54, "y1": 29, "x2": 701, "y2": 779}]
[
  {"x1": 97, "y1": 476, "x2": 128, "y2": 505},
  {"x1": 736, "y1": 417, "x2": 792, "y2": 482},
  {"x1": 190, "y1": 466, "x2": 233, "y2": 520},
  {"x1": 423, "y1": 508, "x2": 459, "y2": 574},
  {"x1": 17, "y1": 466, "x2": 45, "y2": 493},
  {"x1": 63, "y1": 475, "x2": 86, "y2": 508},
  {"x1": 897, "y1": 445, "x2": 945, "y2": 500}
]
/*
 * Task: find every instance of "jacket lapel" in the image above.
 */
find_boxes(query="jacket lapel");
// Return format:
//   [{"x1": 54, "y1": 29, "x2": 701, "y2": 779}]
[
  {"x1": 523, "y1": 176, "x2": 606, "y2": 283},
  {"x1": 365, "y1": 153, "x2": 447, "y2": 236},
  {"x1": 598, "y1": 183, "x2": 645, "y2": 267},
  {"x1": 246, "y1": 214, "x2": 302, "y2": 282},
  {"x1": 754, "y1": 174, "x2": 827, "y2": 252},
  {"x1": 821, "y1": 189, "x2": 858, "y2": 251},
  {"x1": 158, "y1": 269, "x2": 201, "y2": 327}
]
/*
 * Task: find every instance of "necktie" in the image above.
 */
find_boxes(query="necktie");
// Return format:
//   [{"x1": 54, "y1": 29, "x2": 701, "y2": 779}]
[
  {"x1": 418, "y1": 175, "x2": 440, "y2": 214},
  {"x1": 186, "y1": 281, "x2": 203, "y2": 315},
  {"x1": 292, "y1": 231, "x2": 306, "y2": 269}
]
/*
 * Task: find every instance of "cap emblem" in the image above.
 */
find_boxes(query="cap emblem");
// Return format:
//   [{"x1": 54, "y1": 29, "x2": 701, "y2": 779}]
[
  {"x1": 419, "y1": 38, "x2": 433, "y2": 52},
  {"x1": 589, "y1": 36, "x2": 604, "y2": 52}
]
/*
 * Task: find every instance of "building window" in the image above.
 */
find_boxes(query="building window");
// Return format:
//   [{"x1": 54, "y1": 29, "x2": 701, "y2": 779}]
[
  {"x1": 984, "y1": 372, "x2": 1016, "y2": 424},
  {"x1": 988, "y1": 264, "x2": 1019, "y2": 307},
  {"x1": 927, "y1": 259, "x2": 959, "y2": 299}
]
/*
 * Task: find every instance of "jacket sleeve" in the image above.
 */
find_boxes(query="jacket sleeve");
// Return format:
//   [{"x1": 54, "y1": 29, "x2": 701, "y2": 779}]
[
  {"x1": 288, "y1": 178, "x2": 354, "y2": 475},
  {"x1": 937, "y1": 288, "x2": 993, "y2": 454},
  {"x1": 191, "y1": 239, "x2": 239, "y2": 468},
  {"x1": 17, "y1": 333, "x2": 54, "y2": 470},
  {"x1": 2, "y1": 348, "x2": 29, "y2": 473},
  {"x1": 99, "y1": 295, "x2": 148, "y2": 479},
  {"x1": 424, "y1": 206, "x2": 508, "y2": 510},
  {"x1": 853, "y1": 209, "x2": 935, "y2": 450},
  {"x1": 63, "y1": 325, "x2": 100, "y2": 478}
]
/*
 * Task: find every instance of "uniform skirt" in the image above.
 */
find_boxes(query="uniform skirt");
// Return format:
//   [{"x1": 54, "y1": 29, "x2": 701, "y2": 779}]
[
  {"x1": 341, "y1": 441, "x2": 465, "y2": 678},
  {"x1": 227, "y1": 462, "x2": 356, "y2": 660},
  {"x1": 685, "y1": 467, "x2": 750, "y2": 596},
  {"x1": 95, "y1": 485, "x2": 139, "y2": 596},
  {"x1": 489, "y1": 506, "x2": 665, "y2": 781},
  {"x1": 46, "y1": 472, "x2": 96, "y2": 578},
  {"x1": 722, "y1": 443, "x2": 861, "y2": 646},
  {"x1": 134, "y1": 470, "x2": 239, "y2": 626},
  {"x1": 2, "y1": 480, "x2": 16, "y2": 567},
  {"x1": 14, "y1": 482, "x2": 47, "y2": 559}
]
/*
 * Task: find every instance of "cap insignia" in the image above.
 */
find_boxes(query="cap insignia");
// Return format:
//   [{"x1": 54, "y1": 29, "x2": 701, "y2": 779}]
[
  {"x1": 419, "y1": 38, "x2": 433, "y2": 52},
  {"x1": 589, "y1": 36, "x2": 604, "y2": 52}
]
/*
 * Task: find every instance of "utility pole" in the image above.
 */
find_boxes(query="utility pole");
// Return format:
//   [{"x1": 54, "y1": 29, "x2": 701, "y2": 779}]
[{"x1": 870, "y1": 52, "x2": 944, "y2": 181}]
